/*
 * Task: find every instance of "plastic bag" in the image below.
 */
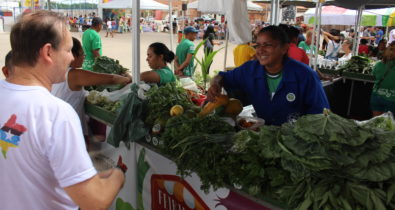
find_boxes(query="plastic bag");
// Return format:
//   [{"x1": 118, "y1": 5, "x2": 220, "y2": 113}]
[
  {"x1": 236, "y1": 116, "x2": 265, "y2": 131},
  {"x1": 107, "y1": 84, "x2": 148, "y2": 148},
  {"x1": 103, "y1": 83, "x2": 133, "y2": 102}
]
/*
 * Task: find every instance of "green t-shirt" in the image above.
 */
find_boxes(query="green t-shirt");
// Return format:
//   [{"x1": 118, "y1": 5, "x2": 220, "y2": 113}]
[
  {"x1": 153, "y1": 66, "x2": 176, "y2": 85},
  {"x1": 266, "y1": 72, "x2": 283, "y2": 99},
  {"x1": 176, "y1": 38, "x2": 195, "y2": 77},
  {"x1": 298, "y1": 41, "x2": 316, "y2": 55},
  {"x1": 82, "y1": 29, "x2": 102, "y2": 70},
  {"x1": 372, "y1": 61, "x2": 395, "y2": 101}
]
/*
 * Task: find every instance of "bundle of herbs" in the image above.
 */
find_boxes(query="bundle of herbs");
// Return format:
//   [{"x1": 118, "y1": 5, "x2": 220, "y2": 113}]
[
  {"x1": 93, "y1": 56, "x2": 128, "y2": 75},
  {"x1": 160, "y1": 114, "x2": 235, "y2": 191},
  {"x1": 90, "y1": 56, "x2": 129, "y2": 91},
  {"x1": 144, "y1": 83, "x2": 198, "y2": 127},
  {"x1": 338, "y1": 56, "x2": 373, "y2": 75}
]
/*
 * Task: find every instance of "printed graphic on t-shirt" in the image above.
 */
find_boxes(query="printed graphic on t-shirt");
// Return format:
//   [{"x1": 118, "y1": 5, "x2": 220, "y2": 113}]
[{"x1": 0, "y1": 114, "x2": 27, "y2": 158}]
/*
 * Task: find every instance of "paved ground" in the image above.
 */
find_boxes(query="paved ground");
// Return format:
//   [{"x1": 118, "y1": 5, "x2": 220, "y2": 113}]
[{"x1": 0, "y1": 31, "x2": 237, "y2": 80}]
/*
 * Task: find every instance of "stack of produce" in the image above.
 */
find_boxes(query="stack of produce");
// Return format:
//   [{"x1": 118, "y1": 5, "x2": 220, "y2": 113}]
[
  {"x1": 155, "y1": 108, "x2": 395, "y2": 209},
  {"x1": 86, "y1": 90, "x2": 121, "y2": 113},
  {"x1": 141, "y1": 84, "x2": 395, "y2": 209},
  {"x1": 144, "y1": 83, "x2": 199, "y2": 128},
  {"x1": 90, "y1": 56, "x2": 129, "y2": 91},
  {"x1": 338, "y1": 56, "x2": 374, "y2": 75},
  {"x1": 93, "y1": 56, "x2": 128, "y2": 75}
]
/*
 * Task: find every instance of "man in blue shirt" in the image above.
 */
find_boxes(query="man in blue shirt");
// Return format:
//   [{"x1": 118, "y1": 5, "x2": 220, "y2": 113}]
[
  {"x1": 375, "y1": 27, "x2": 384, "y2": 46},
  {"x1": 207, "y1": 25, "x2": 329, "y2": 126}
]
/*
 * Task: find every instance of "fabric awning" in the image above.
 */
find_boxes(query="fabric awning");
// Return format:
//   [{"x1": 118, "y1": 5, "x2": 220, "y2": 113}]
[{"x1": 99, "y1": 0, "x2": 169, "y2": 10}]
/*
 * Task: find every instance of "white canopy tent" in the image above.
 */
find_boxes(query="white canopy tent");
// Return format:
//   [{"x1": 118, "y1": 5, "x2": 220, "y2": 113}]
[
  {"x1": 192, "y1": 0, "x2": 254, "y2": 69},
  {"x1": 304, "y1": 6, "x2": 395, "y2": 26},
  {"x1": 98, "y1": 0, "x2": 168, "y2": 10},
  {"x1": 187, "y1": 0, "x2": 263, "y2": 12}
]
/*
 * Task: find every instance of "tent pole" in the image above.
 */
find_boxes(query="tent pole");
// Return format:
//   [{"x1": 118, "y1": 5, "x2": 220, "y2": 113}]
[
  {"x1": 352, "y1": 5, "x2": 364, "y2": 56},
  {"x1": 223, "y1": 16, "x2": 229, "y2": 71},
  {"x1": 385, "y1": 25, "x2": 389, "y2": 43},
  {"x1": 270, "y1": 0, "x2": 275, "y2": 24},
  {"x1": 132, "y1": 0, "x2": 141, "y2": 83},
  {"x1": 276, "y1": 0, "x2": 281, "y2": 24},
  {"x1": 314, "y1": 1, "x2": 323, "y2": 71},
  {"x1": 309, "y1": 0, "x2": 319, "y2": 67},
  {"x1": 169, "y1": 0, "x2": 174, "y2": 72}
]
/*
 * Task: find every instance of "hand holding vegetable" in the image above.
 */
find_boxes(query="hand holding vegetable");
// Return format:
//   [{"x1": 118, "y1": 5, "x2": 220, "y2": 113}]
[{"x1": 207, "y1": 75, "x2": 223, "y2": 102}]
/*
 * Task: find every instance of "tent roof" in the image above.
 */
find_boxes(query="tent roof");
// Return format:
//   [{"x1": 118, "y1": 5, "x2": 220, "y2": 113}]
[
  {"x1": 99, "y1": 0, "x2": 169, "y2": 10},
  {"x1": 188, "y1": 0, "x2": 263, "y2": 12},
  {"x1": 253, "y1": 0, "x2": 334, "y2": 8},
  {"x1": 330, "y1": 0, "x2": 395, "y2": 10}
]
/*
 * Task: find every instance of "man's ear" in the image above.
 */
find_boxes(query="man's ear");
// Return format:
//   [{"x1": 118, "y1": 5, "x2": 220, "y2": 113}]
[
  {"x1": 2, "y1": 66, "x2": 9, "y2": 78},
  {"x1": 40, "y1": 43, "x2": 54, "y2": 64}
]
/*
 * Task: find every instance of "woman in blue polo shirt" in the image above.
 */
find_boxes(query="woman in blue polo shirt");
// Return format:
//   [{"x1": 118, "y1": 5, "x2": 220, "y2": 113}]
[{"x1": 207, "y1": 25, "x2": 329, "y2": 125}]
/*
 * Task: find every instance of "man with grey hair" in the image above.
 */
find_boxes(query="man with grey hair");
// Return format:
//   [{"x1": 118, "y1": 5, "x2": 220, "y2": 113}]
[{"x1": 0, "y1": 11, "x2": 125, "y2": 210}]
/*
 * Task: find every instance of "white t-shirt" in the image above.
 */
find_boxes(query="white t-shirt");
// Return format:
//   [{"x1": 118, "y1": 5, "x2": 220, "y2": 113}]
[
  {"x1": 389, "y1": 29, "x2": 395, "y2": 45},
  {"x1": 325, "y1": 40, "x2": 341, "y2": 59},
  {"x1": 52, "y1": 70, "x2": 88, "y2": 135},
  {"x1": 107, "y1": 20, "x2": 112, "y2": 29},
  {"x1": 338, "y1": 53, "x2": 352, "y2": 62},
  {"x1": 0, "y1": 80, "x2": 97, "y2": 210}
]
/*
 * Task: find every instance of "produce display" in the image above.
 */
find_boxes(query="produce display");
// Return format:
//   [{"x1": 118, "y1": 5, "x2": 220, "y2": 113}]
[
  {"x1": 338, "y1": 56, "x2": 373, "y2": 75},
  {"x1": 86, "y1": 90, "x2": 121, "y2": 113},
  {"x1": 142, "y1": 83, "x2": 395, "y2": 210},
  {"x1": 87, "y1": 82, "x2": 395, "y2": 210}
]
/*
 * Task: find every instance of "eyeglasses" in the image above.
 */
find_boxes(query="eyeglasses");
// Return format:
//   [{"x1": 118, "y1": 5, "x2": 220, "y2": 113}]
[{"x1": 253, "y1": 43, "x2": 275, "y2": 49}]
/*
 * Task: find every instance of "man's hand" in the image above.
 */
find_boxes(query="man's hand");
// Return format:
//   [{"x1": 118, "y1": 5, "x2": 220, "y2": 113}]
[
  {"x1": 175, "y1": 68, "x2": 184, "y2": 76},
  {"x1": 207, "y1": 75, "x2": 223, "y2": 102}
]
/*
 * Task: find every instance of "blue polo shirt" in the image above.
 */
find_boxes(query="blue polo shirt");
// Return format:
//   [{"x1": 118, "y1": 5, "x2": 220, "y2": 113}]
[{"x1": 219, "y1": 57, "x2": 329, "y2": 125}]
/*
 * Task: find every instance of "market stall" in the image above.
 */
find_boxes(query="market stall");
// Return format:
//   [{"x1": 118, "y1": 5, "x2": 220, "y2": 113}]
[
  {"x1": 85, "y1": 80, "x2": 395, "y2": 210},
  {"x1": 80, "y1": 0, "x2": 395, "y2": 209}
]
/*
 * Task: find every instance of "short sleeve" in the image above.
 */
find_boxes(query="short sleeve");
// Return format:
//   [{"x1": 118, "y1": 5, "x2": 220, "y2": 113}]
[
  {"x1": 154, "y1": 68, "x2": 175, "y2": 85},
  {"x1": 188, "y1": 42, "x2": 195, "y2": 54},
  {"x1": 92, "y1": 33, "x2": 102, "y2": 51}
]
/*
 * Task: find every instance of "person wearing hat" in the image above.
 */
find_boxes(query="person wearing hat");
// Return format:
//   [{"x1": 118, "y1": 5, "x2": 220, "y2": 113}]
[
  {"x1": 82, "y1": 17, "x2": 103, "y2": 71},
  {"x1": 175, "y1": 26, "x2": 198, "y2": 77}
]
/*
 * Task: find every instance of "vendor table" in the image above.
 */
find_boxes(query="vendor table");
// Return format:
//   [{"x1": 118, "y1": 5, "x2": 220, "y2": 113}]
[
  {"x1": 86, "y1": 105, "x2": 285, "y2": 210},
  {"x1": 85, "y1": 73, "x2": 376, "y2": 209},
  {"x1": 322, "y1": 75, "x2": 374, "y2": 120}
]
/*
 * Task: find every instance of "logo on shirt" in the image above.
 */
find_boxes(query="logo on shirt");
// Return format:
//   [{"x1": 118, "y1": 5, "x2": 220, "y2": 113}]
[
  {"x1": 0, "y1": 114, "x2": 27, "y2": 158},
  {"x1": 286, "y1": 93, "x2": 296, "y2": 102}
]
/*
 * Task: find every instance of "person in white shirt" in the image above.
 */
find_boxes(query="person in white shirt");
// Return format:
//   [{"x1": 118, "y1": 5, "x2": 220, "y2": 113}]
[
  {"x1": 322, "y1": 29, "x2": 341, "y2": 60},
  {"x1": 338, "y1": 38, "x2": 353, "y2": 64},
  {"x1": 0, "y1": 10, "x2": 125, "y2": 210},
  {"x1": 51, "y1": 37, "x2": 130, "y2": 139},
  {"x1": 105, "y1": 18, "x2": 114, "y2": 38}
]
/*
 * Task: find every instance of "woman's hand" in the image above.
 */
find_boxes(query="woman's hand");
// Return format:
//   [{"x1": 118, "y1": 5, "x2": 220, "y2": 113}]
[{"x1": 207, "y1": 75, "x2": 223, "y2": 102}]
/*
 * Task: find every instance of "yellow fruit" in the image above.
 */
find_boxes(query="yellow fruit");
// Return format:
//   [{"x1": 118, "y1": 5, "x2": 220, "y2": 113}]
[
  {"x1": 170, "y1": 105, "x2": 184, "y2": 116},
  {"x1": 198, "y1": 95, "x2": 229, "y2": 117}
]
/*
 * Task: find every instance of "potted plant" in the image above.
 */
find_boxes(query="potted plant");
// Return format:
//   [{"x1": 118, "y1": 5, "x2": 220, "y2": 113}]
[{"x1": 193, "y1": 39, "x2": 223, "y2": 90}]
